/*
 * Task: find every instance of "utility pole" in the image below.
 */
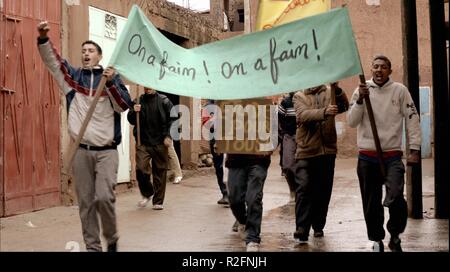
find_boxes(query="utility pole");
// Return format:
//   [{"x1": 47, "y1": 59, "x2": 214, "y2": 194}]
[
  {"x1": 429, "y1": 0, "x2": 449, "y2": 219},
  {"x1": 401, "y1": 0, "x2": 423, "y2": 219}
]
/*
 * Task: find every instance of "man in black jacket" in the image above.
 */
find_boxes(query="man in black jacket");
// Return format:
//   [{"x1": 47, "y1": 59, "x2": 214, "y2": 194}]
[{"x1": 127, "y1": 87, "x2": 173, "y2": 210}]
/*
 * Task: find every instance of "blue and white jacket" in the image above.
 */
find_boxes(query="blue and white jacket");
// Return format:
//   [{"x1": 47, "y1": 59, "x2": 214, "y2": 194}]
[{"x1": 38, "y1": 38, "x2": 133, "y2": 147}]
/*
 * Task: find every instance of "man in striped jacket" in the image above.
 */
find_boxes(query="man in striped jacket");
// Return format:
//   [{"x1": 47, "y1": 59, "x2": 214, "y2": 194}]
[{"x1": 37, "y1": 21, "x2": 132, "y2": 252}]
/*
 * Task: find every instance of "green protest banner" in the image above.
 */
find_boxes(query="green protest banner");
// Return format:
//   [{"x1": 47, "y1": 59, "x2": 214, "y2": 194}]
[{"x1": 109, "y1": 5, "x2": 361, "y2": 100}]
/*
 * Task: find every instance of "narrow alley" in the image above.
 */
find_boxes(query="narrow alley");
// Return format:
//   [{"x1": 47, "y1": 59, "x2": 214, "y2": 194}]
[{"x1": 0, "y1": 155, "x2": 447, "y2": 252}]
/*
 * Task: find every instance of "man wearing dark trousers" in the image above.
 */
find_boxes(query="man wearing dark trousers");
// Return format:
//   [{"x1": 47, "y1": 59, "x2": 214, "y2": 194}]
[
  {"x1": 202, "y1": 100, "x2": 228, "y2": 205},
  {"x1": 226, "y1": 154, "x2": 271, "y2": 252},
  {"x1": 128, "y1": 87, "x2": 173, "y2": 210},
  {"x1": 292, "y1": 83, "x2": 349, "y2": 244},
  {"x1": 347, "y1": 55, "x2": 421, "y2": 252}
]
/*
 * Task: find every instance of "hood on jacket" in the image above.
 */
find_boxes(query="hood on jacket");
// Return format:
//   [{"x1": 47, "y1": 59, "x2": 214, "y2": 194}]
[{"x1": 367, "y1": 78, "x2": 394, "y2": 89}]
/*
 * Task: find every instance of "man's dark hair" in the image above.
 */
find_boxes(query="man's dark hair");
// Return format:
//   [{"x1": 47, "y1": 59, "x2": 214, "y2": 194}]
[
  {"x1": 82, "y1": 40, "x2": 102, "y2": 55},
  {"x1": 372, "y1": 54, "x2": 391, "y2": 69}
]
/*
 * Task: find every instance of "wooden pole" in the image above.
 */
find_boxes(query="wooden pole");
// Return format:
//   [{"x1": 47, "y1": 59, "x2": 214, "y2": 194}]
[
  {"x1": 330, "y1": 84, "x2": 336, "y2": 105},
  {"x1": 401, "y1": 0, "x2": 423, "y2": 219},
  {"x1": 136, "y1": 86, "x2": 141, "y2": 146},
  {"x1": 429, "y1": 0, "x2": 449, "y2": 219},
  {"x1": 63, "y1": 76, "x2": 107, "y2": 174},
  {"x1": 359, "y1": 74, "x2": 386, "y2": 177},
  {"x1": 344, "y1": 2, "x2": 385, "y2": 176},
  {"x1": 328, "y1": 83, "x2": 336, "y2": 125}
]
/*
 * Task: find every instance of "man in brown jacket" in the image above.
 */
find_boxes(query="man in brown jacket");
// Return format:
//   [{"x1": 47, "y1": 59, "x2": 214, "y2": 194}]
[{"x1": 292, "y1": 83, "x2": 349, "y2": 243}]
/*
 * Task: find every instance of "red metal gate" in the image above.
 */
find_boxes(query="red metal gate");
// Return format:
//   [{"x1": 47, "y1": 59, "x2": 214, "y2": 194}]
[{"x1": 1, "y1": 0, "x2": 61, "y2": 216}]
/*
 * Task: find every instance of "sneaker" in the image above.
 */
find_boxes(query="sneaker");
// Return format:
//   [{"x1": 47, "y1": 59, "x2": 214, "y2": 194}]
[
  {"x1": 293, "y1": 229, "x2": 308, "y2": 243},
  {"x1": 217, "y1": 195, "x2": 229, "y2": 205},
  {"x1": 246, "y1": 242, "x2": 260, "y2": 252},
  {"x1": 152, "y1": 204, "x2": 164, "y2": 210},
  {"x1": 372, "y1": 241, "x2": 384, "y2": 252},
  {"x1": 388, "y1": 236, "x2": 403, "y2": 252},
  {"x1": 173, "y1": 176, "x2": 182, "y2": 184},
  {"x1": 137, "y1": 197, "x2": 151, "y2": 208},
  {"x1": 313, "y1": 230, "x2": 324, "y2": 237},
  {"x1": 238, "y1": 224, "x2": 247, "y2": 240},
  {"x1": 231, "y1": 220, "x2": 239, "y2": 232},
  {"x1": 107, "y1": 242, "x2": 117, "y2": 252}
]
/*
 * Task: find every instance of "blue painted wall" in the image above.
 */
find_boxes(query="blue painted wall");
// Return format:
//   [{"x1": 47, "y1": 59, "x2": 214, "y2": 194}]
[{"x1": 420, "y1": 87, "x2": 432, "y2": 158}]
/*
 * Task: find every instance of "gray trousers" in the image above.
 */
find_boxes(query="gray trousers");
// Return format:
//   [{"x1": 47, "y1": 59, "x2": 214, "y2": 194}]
[
  {"x1": 228, "y1": 164, "x2": 268, "y2": 244},
  {"x1": 73, "y1": 148, "x2": 119, "y2": 252}
]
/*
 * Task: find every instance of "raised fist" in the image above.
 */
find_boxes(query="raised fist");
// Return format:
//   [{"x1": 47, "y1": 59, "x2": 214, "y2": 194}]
[{"x1": 37, "y1": 21, "x2": 50, "y2": 38}]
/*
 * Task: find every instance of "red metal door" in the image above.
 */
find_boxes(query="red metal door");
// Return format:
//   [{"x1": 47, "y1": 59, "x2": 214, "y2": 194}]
[{"x1": 1, "y1": 0, "x2": 61, "y2": 216}]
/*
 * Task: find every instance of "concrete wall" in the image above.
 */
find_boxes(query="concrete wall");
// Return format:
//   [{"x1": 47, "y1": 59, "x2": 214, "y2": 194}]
[{"x1": 210, "y1": 0, "x2": 225, "y2": 29}]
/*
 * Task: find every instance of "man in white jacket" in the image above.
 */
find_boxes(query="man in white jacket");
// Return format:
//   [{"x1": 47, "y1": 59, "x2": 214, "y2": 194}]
[{"x1": 347, "y1": 55, "x2": 421, "y2": 252}]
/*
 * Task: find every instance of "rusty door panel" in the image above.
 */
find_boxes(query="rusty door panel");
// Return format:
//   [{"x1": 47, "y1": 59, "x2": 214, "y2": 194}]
[
  {"x1": 4, "y1": 0, "x2": 60, "y2": 22},
  {"x1": 0, "y1": 9, "x2": 3, "y2": 217},
  {"x1": 1, "y1": 0, "x2": 61, "y2": 216},
  {"x1": 33, "y1": 68, "x2": 61, "y2": 211},
  {"x1": 1, "y1": 0, "x2": 4, "y2": 217},
  {"x1": 3, "y1": 18, "x2": 31, "y2": 214},
  {"x1": 3, "y1": 18, "x2": 36, "y2": 215}
]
